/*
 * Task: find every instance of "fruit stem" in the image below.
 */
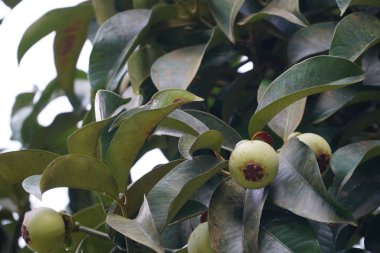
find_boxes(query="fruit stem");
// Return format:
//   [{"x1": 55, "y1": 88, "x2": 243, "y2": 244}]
[
  {"x1": 74, "y1": 223, "x2": 109, "y2": 240},
  {"x1": 219, "y1": 169, "x2": 231, "y2": 177}
]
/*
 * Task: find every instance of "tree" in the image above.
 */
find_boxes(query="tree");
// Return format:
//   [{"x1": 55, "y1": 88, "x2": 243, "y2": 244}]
[{"x1": 1, "y1": 0, "x2": 380, "y2": 252}]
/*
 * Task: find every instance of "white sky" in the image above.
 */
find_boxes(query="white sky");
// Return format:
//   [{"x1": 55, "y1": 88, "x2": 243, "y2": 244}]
[{"x1": 0, "y1": 0, "x2": 168, "y2": 211}]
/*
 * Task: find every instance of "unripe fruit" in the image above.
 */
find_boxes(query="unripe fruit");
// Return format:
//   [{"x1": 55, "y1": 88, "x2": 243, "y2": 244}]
[
  {"x1": 296, "y1": 133, "x2": 332, "y2": 175},
  {"x1": 229, "y1": 140, "x2": 279, "y2": 189},
  {"x1": 21, "y1": 207, "x2": 65, "y2": 253},
  {"x1": 187, "y1": 222, "x2": 215, "y2": 253}
]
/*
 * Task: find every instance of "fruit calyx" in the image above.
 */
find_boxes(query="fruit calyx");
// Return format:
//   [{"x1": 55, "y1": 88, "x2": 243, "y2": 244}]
[{"x1": 243, "y1": 163, "x2": 265, "y2": 181}]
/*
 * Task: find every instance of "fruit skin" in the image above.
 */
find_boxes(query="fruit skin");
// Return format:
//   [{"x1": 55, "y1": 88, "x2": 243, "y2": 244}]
[
  {"x1": 229, "y1": 140, "x2": 279, "y2": 189},
  {"x1": 21, "y1": 207, "x2": 65, "y2": 253},
  {"x1": 187, "y1": 222, "x2": 215, "y2": 253},
  {"x1": 296, "y1": 133, "x2": 332, "y2": 174}
]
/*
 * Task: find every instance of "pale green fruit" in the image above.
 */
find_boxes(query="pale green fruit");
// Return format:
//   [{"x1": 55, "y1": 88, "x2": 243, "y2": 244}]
[
  {"x1": 188, "y1": 222, "x2": 215, "y2": 253},
  {"x1": 21, "y1": 207, "x2": 65, "y2": 253},
  {"x1": 297, "y1": 133, "x2": 332, "y2": 174},
  {"x1": 229, "y1": 140, "x2": 279, "y2": 189}
]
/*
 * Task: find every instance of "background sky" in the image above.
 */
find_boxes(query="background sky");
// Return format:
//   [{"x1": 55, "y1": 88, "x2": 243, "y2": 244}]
[{"x1": 0, "y1": 0, "x2": 168, "y2": 211}]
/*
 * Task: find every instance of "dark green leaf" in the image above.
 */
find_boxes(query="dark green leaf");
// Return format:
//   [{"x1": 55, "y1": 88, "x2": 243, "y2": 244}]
[
  {"x1": 106, "y1": 89, "x2": 203, "y2": 193},
  {"x1": 271, "y1": 139, "x2": 356, "y2": 225},
  {"x1": 259, "y1": 212, "x2": 320, "y2": 253},
  {"x1": 94, "y1": 90, "x2": 131, "y2": 120},
  {"x1": 107, "y1": 197, "x2": 164, "y2": 253},
  {"x1": 151, "y1": 27, "x2": 224, "y2": 90},
  {"x1": 0, "y1": 150, "x2": 58, "y2": 185},
  {"x1": 364, "y1": 214, "x2": 380, "y2": 252},
  {"x1": 331, "y1": 140, "x2": 380, "y2": 195},
  {"x1": 248, "y1": 56, "x2": 364, "y2": 136},
  {"x1": 126, "y1": 160, "x2": 184, "y2": 217},
  {"x1": 335, "y1": 0, "x2": 380, "y2": 15},
  {"x1": 186, "y1": 110, "x2": 242, "y2": 151},
  {"x1": 288, "y1": 22, "x2": 336, "y2": 64},
  {"x1": 40, "y1": 154, "x2": 119, "y2": 200},
  {"x1": 330, "y1": 12, "x2": 380, "y2": 61},
  {"x1": 67, "y1": 118, "x2": 113, "y2": 158},
  {"x1": 309, "y1": 221, "x2": 336, "y2": 253},
  {"x1": 239, "y1": 0, "x2": 308, "y2": 27},
  {"x1": 207, "y1": 0, "x2": 244, "y2": 42},
  {"x1": 147, "y1": 156, "x2": 227, "y2": 233}
]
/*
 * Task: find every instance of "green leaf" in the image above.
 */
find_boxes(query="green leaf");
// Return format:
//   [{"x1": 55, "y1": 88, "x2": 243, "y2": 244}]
[
  {"x1": 178, "y1": 130, "x2": 223, "y2": 160},
  {"x1": 129, "y1": 44, "x2": 163, "y2": 94},
  {"x1": 67, "y1": 118, "x2": 113, "y2": 158},
  {"x1": 330, "y1": 12, "x2": 380, "y2": 61},
  {"x1": 126, "y1": 160, "x2": 184, "y2": 217},
  {"x1": 40, "y1": 154, "x2": 119, "y2": 200},
  {"x1": 259, "y1": 212, "x2": 320, "y2": 253},
  {"x1": 107, "y1": 197, "x2": 164, "y2": 253},
  {"x1": 271, "y1": 139, "x2": 356, "y2": 225},
  {"x1": 268, "y1": 98, "x2": 306, "y2": 140},
  {"x1": 147, "y1": 156, "x2": 227, "y2": 233},
  {"x1": 288, "y1": 22, "x2": 336, "y2": 64},
  {"x1": 206, "y1": 0, "x2": 244, "y2": 42},
  {"x1": 53, "y1": 4, "x2": 93, "y2": 103},
  {"x1": 208, "y1": 178, "x2": 269, "y2": 253},
  {"x1": 309, "y1": 221, "x2": 336, "y2": 253},
  {"x1": 22, "y1": 175, "x2": 42, "y2": 200},
  {"x1": 106, "y1": 89, "x2": 203, "y2": 193},
  {"x1": 335, "y1": 0, "x2": 380, "y2": 15},
  {"x1": 0, "y1": 150, "x2": 58, "y2": 185},
  {"x1": 337, "y1": 159, "x2": 380, "y2": 219},
  {"x1": 94, "y1": 90, "x2": 131, "y2": 120},
  {"x1": 89, "y1": 9, "x2": 152, "y2": 90},
  {"x1": 105, "y1": 4, "x2": 178, "y2": 91},
  {"x1": 330, "y1": 140, "x2": 380, "y2": 194},
  {"x1": 151, "y1": 27, "x2": 224, "y2": 90},
  {"x1": 17, "y1": 2, "x2": 92, "y2": 63},
  {"x1": 239, "y1": 0, "x2": 308, "y2": 27},
  {"x1": 364, "y1": 214, "x2": 380, "y2": 252},
  {"x1": 186, "y1": 110, "x2": 242, "y2": 151},
  {"x1": 248, "y1": 56, "x2": 364, "y2": 136}
]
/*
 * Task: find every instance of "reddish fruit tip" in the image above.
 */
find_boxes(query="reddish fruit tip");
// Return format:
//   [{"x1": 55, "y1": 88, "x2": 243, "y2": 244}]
[
  {"x1": 251, "y1": 131, "x2": 274, "y2": 146},
  {"x1": 200, "y1": 211, "x2": 208, "y2": 223},
  {"x1": 243, "y1": 163, "x2": 265, "y2": 181},
  {"x1": 317, "y1": 153, "x2": 330, "y2": 174}
]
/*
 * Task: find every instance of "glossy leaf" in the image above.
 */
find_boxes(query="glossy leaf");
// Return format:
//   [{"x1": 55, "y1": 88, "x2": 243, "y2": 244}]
[
  {"x1": 268, "y1": 98, "x2": 306, "y2": 140},
  {"x1": 259, "y1": 212, "x2": 320, "y2": 253},
  {"x1": 239, "y1": 0, "x2": 308, "y2": 27},
  {"x1": 288, "y1": 22, "x2": 336, "y2": 64},
  {"x1": 335, "y1": 0, "x2": 380, "y2": 15},
  {"x1": 22, "y1": 175, "x2": 42, "y2": 200},
  {"x1": 186, "y1": 110, "x2": 242, "y2": 151},
  {"x1": 362, "y1": 45, "x2": 380, "y2": 86},
  {"x1": 208, "y1": 178, "x2": 268, "y2": 253},
  {"x1": 94, "y1": 90, "x2": 131, "y2": 120},
  {"x1": 106, "y1": 89, "x2": 203, "y2": 193},
  {"x1": 331, "y1": 136, "x2": 380, "y2": 192},
  {"x1": 40, "y1": 154, "x2": 119, "y2": 200},
  {"x1": 147, "y1": 156, "x2": 227, "y2": 233},
  {"x1": 178, "y1": 130, "x2": 223, "y2": 160},
  {"x1": 364, "y1": 214, "x2": 380, "y2": 252},
  {"x1": 129, "y1": 44, "x2": 163, "y2": 94},
  {"x1": 67, "y1": 118, "x2": 113, "y2": 158},
  {"x1": 0, "y1": 150, "x2": 58, "y2": 185},
  {"x1": 107, "y1": 197, "x2": 164, "y2": 253},
  {"x1": 309, "y1": 221, "x2": 335, "y2": 253},
  {"x1": 270, "y1": 139, "x2": 356, "y2": 225},
  {"x1": 330, "y1": 12, "x2": 380, "y2": 61},
  {"x1": 126, "y1": 160, "x2": 184, "y2": 217},
  {"x1": 89, "y1": 9, "x2": 152, "y2": 90},
  {"x1": 207, "y1": 0, "x2": 244, "y2": 42},
  {"x1": 151, "y1": 27, "x2": 224, "y2": 90},
  {"x1": 105, "y1": 4, "x2": 177, "y2": 90},
  {"x1": 248, "y1": 56, "x2": 364, "y2": 136}
]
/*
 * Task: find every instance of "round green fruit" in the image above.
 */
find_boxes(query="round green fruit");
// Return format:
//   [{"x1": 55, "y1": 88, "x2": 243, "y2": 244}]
[
  {"x1": 188, "y1": 222, "x2": 215, "y2": 253},
  {"x1": 21, "y1": 207, "x2": 65, "y2": 253},
  {"x1": 296, "y1": 133, "x2": 332, "y2": 174},
  {"x1": 229, "y1": 140, "x2": 279, "y2": 189}
]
